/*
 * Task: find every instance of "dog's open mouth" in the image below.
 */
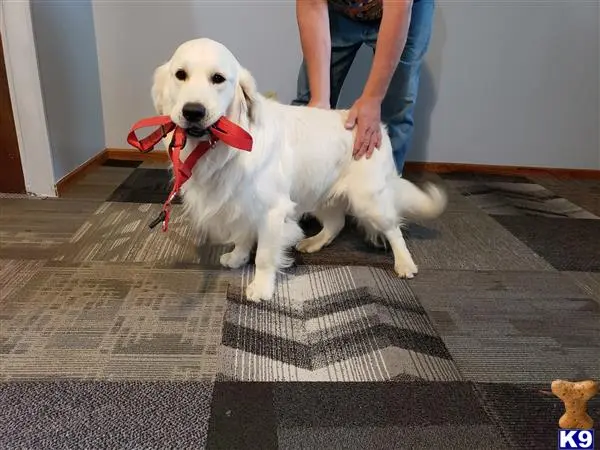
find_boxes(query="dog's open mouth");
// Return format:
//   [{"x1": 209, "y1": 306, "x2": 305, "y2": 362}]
[{"x1": 185, "y1": 125, "x2": 207, "y2": 138}]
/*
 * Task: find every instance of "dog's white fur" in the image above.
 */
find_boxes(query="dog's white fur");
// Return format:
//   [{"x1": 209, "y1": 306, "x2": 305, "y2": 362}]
[{"x1": 151, "y1": 38, "x2": 447, "y2": 302}]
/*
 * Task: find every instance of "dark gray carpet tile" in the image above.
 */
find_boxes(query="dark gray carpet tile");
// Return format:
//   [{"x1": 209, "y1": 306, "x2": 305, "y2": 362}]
[
  {"x1": 295, "y1": 217, "x2": 392, "y2": 267},
  {"x1": 493, "y1": 215, "x2": 600, "y2": 272},
  {"x1": 439, "y1": 171, "x2": 533, "y2": 184},
  {"x1": 274, "y1": 382, "x2": 509, "y2": 449},
  {"x1": 107, "y1": 168, "x2": 181, "y2": 204},
  {"x1": 277, "y1": 425, "x2": 506, "y2": 450},
  {"x1": 218, "y1": 266, "x2": 461, "y2": 382},
  {"x1": 476, "y1": 383, "x2": 600, "y2": 450},
  {"x1": 0, "y1": 381, "x2": 213, "y2": 450},
  {"x1": 0, "y1": 198, "x2": 100, "y2": 259},
  {"x1": 206, "y1": 382, "x2": 278, "y2": 450},
  {"x1": 205, "y1": 381, "x2": 509, "y2": 450},
  {"x1": 274, "y1": 382, "x2": 492, "y2": 427},
  {"x1": 102, "y1": 158, "x2": 142, "y2": 168},
  {"x1": 409, "y1": 270, "x2": 600, "y2": 383},
  {"x1": 0, "y1": 263, "x2": 230, "y2": 381}
]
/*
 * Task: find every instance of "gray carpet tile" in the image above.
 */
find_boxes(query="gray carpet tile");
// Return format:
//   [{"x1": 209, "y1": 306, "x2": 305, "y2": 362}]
[
  {"x1": 475, "y1": 382, "x2": 600, "y2": 450},
  {"x1": 218, "y1": 265, "x2": 462, "y2": 382},
  {"x1": 493, "y1": 215, "x2": 600, "y2": 272},
  {"x1": 60, "y1": 166, "x2": 137, "y2": 201},
  {"x1": 566, "y1": 271, "x2": 600, "y2": 304},
  {"x1": 0, "y1": 259, "x2": 45, "y2": 301},
  {"x1": 533, "y1": 176, "x2": 600, "y2": 217},
  {"x1": 53, "y1": 201, "x2": 226, "y2": 267},
  {"x1": 298, "y1": 211, "x2": 554, "y2": 272},
  {"x1": 409, "y1": 270, "x2": 600, "y2": 383},
  {"x1": 0, "y1": 198, "x2": 100, "y2": 259},
  {"x1": 1, "y1": 263, "x2": 231, "y2": 381},
  {"x1": 0, "y1": 381, "x2": 213, "y2": 450}
]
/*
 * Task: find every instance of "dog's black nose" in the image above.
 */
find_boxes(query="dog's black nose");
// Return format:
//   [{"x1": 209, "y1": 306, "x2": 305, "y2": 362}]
[{"x1": 182, "y1": 103, "x2": 206, "y2": 122}]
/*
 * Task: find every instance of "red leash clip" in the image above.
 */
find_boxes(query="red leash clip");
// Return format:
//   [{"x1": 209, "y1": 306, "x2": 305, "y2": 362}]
[{"x1": 127, "y1": 115, "x2": 253, "y2": 231}]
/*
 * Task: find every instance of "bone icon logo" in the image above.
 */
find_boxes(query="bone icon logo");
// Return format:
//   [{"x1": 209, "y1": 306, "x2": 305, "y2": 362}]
[{"x1": 553, "y1": 379, "x2": 598, "y2": 450}]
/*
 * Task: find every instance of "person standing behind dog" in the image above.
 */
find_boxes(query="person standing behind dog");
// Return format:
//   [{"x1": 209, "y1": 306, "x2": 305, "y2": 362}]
[{"x1": 292, "y1": 0, "x2": 434, "y2": 174}]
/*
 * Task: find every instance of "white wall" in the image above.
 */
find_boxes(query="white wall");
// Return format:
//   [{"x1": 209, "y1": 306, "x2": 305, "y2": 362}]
[
  {"x1": 92, "y1": 1, "x2": 599, "y2": 169},
  {"x1": 31, "y1": 0, "x2": 105, "y2": 182}
]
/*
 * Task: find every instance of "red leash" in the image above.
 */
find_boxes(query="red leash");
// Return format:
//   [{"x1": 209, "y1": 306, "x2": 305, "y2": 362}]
[{"x1": 127, "y1": 115, "x2": 253, "y2": 231}]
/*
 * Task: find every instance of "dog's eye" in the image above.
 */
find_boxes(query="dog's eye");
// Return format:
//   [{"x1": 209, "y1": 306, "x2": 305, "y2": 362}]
[
  {"x1": 175, "y1": 69, "x2": 187, "y2": 81},
  {"x1": 211, "y1": 73, "x2": 226, "y2": 84}
]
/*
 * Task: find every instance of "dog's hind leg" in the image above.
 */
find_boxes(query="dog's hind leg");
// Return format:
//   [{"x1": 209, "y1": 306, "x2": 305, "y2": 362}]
[
  {"x1": 350, "y1": 189, "x2": 418, "y2": 279},
  {"x1": 381, "y1": 227, "x2": 418, "y2": 278},
  {"x1": 296, "y1": 203, "x2": 345, "y2": 254}
]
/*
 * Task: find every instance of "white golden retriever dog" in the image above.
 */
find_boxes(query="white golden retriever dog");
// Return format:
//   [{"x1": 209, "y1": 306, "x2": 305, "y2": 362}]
[{"x1": 151, "y1": 38, "x2": 447, "y2": 302}]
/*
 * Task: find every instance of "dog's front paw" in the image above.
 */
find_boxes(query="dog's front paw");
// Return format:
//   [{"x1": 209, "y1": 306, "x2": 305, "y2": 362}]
[
  {"x1": 394, "y1": 260, "x2": 419, "y2": 279},
  {"x1": 245, "y1": 279, "x2": 274, "y2": 303},
  {"x1": 220, "y1": 251, "x2": 249, "y2": 269}
]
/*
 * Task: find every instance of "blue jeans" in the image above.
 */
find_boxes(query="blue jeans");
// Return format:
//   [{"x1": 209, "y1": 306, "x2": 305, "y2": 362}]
[{"x1": 292, "y1": 0, "x2": 435, "y2": 173}]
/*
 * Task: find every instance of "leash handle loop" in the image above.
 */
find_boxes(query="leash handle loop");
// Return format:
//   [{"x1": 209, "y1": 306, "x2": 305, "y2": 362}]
[{"x1": 127, "y1": 115, "x2": 175, "y2": 153}]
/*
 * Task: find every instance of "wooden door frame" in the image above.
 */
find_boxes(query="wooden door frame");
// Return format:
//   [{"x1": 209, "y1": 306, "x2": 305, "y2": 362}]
[
  {"x1": 0, "y1": 1, "x2": 56, "y2": 197},
  {"x1": 0, "y1": 31, "x2": 25, "y2": 193}
]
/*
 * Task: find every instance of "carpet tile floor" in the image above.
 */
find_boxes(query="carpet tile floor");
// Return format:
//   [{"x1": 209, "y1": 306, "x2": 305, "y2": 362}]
[{"x1": 1, "y1": 161, "x2": 599, "y2": 449}]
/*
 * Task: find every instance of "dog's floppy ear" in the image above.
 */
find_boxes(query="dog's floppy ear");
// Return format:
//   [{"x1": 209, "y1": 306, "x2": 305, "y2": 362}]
[
  {"x1": 238, "y1": 66, "x2": 260, "y2": 124},
  {"x1": 151, "y1": 62, "x2": 170, "y2": 115}
]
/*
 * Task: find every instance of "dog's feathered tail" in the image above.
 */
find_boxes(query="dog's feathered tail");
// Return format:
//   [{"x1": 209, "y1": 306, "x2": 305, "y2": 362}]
[
  {"x1": 394, "y1": 178, "x2": 448, "y2": 221},
  {"x1": 359, "y1": 178, "x2": 447, "y2": 250}
]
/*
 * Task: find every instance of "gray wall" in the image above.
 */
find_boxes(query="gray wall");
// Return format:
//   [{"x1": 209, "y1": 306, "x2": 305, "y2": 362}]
[
  {"x1": 92, "y1": 2, "x2": 301, "y2": 152},
  {"x1": 31, "y1": 0, "x2": 105, "y2": 182},
  {"x1": 339, "y1": 2, "x2": 600, "y2": 169},
  {"x1": 42, "y1": 1, "x2": 599, "y2": 170}
]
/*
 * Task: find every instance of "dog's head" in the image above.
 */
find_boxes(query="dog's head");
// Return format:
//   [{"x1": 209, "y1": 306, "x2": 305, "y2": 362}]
[{"x1": 151, "y1": 38, "x2": 259, "y2": 138}]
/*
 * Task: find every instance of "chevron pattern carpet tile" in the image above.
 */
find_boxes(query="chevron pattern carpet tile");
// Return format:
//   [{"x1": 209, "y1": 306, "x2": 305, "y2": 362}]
[{"x1": 218, "y1": 265, "x2": 461, "y2": 382}]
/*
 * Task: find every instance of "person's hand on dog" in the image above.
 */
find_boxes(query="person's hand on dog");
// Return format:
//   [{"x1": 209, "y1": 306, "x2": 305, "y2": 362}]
[{"x1": 345, "y1": 96, "x2": 382, "y2": 160}]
